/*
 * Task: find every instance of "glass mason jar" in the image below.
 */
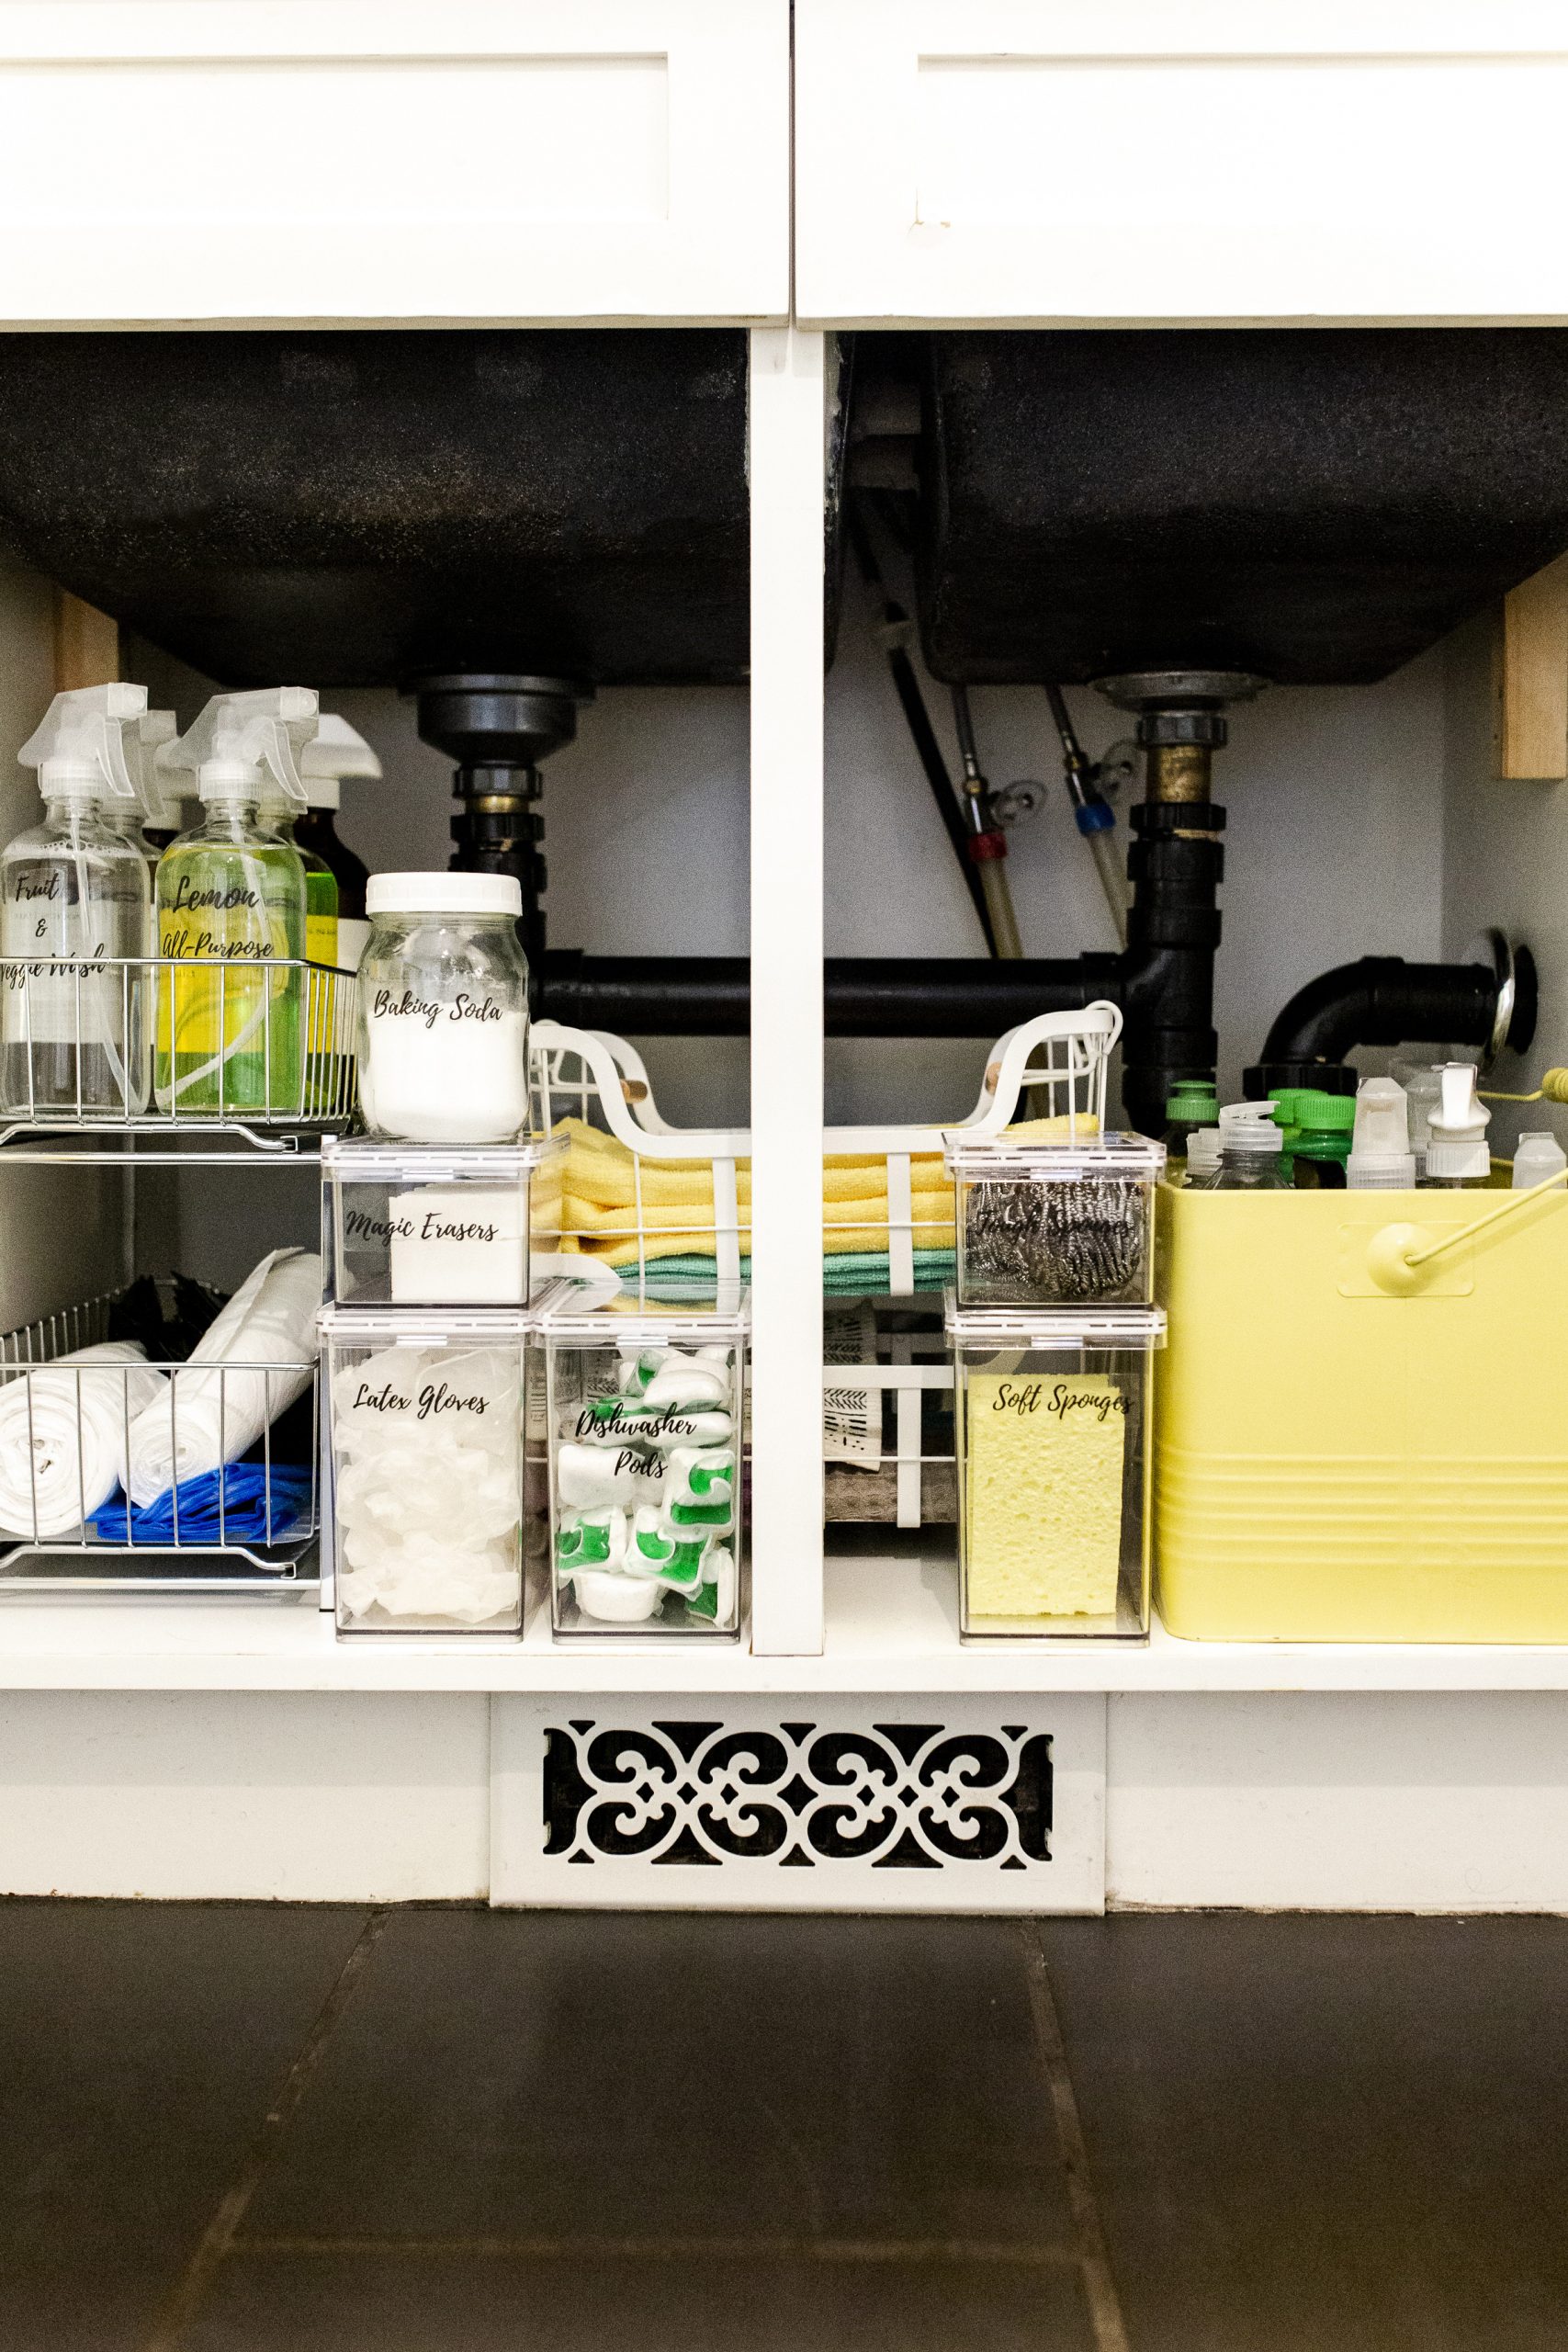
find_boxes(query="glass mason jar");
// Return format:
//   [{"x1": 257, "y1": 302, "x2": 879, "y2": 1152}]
[{"x1": 356, "y1": 872, "x2": 530, "y2": 1144}]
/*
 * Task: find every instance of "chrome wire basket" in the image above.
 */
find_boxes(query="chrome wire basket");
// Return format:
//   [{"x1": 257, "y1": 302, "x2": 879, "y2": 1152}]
[
  {"x1": 0, "y1": 1284, "x2": 319, "y2": 1590},
  {"x1": 0, "y1": 955, "x2": 357, "y2": 1150}
]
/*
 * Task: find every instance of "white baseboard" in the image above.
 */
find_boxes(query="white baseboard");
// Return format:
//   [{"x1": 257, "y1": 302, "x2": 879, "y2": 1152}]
[
  {"x1": 1107, "y1": 1691, "x2": 1568, "y2": 1912},
  {"x1": 0, "y1": 1692, "x2": 491, "y2": 1902}
]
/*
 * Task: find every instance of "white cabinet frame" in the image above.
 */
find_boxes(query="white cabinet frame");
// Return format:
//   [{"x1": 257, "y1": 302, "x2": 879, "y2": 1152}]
[
  {"x1": 795, "y1": 0, "x2": 1568, "y2": 326},
  {"x1": 0, "y1": 0, "x2": 789, "y2": 325},
  {"x1": 747, "y1": 325, "x2": 829, "y2": 1654}
]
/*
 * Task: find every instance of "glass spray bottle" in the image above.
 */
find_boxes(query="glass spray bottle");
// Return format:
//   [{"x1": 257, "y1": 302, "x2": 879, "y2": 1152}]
[
  {"x1": 0, "y1": 684, "x2": 152, "y2": 1115},
  {"x1": 154, "y1": 687, "x2": 317, "y2": 1117}
]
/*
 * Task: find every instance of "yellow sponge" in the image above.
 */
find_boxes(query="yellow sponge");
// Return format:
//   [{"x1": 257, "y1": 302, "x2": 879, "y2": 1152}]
[{"x1": 965, "y1": 1372, "x2": 1125, "y2": 1621}]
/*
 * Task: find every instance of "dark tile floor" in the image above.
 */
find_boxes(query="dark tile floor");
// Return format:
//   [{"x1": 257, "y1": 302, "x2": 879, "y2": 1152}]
[{"x1": 4, "y1": 1904, "x2": 1568, "y2": 2351}]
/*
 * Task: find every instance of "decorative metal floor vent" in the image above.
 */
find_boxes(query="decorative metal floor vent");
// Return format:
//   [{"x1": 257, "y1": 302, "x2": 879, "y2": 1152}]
[
  {"x1": 492, "y1": 1696, "x2": 1107, "y2": 1912},
  {"x1": 545, "y1": 1716, "x2": 1052, "y2": 1872}
]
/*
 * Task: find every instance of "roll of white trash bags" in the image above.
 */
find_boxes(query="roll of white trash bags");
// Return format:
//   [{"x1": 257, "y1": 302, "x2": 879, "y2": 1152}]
[
  {"x1": 0, "y1": 1340, "x2": 165, "y2": 1537},
  {"x1": 127, "y1": 1249, "x2": 322, "y2": 1506}
]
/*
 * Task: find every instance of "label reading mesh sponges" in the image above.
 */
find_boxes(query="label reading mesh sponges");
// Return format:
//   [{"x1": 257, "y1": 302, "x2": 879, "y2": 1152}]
[{"x1": 965, "y1": 1373, "x2": 1124, "y2": 1620}]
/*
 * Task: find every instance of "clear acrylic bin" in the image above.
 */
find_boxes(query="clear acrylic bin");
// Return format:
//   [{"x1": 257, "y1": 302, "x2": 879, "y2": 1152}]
[
  {"x1": 321, "y1": 1136, "x2": 559, "y2": 1308},
  {"x1": 946, "y1": 1302, "x2": 1165, "y2": 1639},
  {"x1": 946, "y1": 1136, "x2": 1165, "y2": 1308},
  {"x1": 322, "y1": 1306, "x2": 526, "y2": 1635},
  {"x1": 537, "y1": 1284, "x2": 747, "y2": 1638}
]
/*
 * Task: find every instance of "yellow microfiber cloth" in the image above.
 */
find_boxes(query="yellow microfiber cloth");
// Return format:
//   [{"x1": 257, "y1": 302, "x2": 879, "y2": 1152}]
[
  {"x1": 547, "y1": 1109, "x2": 1099, "y2": 1269},
  {"x1": 550, "y1": 1118, "x2": 752, "y2": 1264},
  {"x1": 964, "y1": 1367, "x2": 1125, "y2": 1621},
  {"x1": 821, "y1": 1155, "x2": 947, "y2": 1202},
  {"x1": 997, "y1": 1114, "x2": 1100, "y2": 1144}
]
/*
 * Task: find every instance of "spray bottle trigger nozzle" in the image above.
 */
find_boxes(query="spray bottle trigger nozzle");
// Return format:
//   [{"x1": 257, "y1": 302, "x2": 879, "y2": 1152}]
[
  {"x1": 17, "y1": 684, "x2": 149, "y2": 803},
  {"x1": 169, "y1": 687, "x2": 320, "y2": 804}
]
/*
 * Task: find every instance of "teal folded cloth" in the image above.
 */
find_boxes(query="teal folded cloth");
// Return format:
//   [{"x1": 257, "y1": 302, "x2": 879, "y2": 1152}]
[
  {"x1": 824, "y1": 1250, "x2": 954, "y2": 1295},
  {"x1": 606, "y1": 1249, "x2": 954, "y2": 1296},
  {"x1": 608, "y1": 1254, "x2": 754, "y2": 1283}
]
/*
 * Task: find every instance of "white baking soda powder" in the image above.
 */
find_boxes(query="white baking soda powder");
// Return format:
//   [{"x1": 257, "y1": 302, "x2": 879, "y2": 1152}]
[{"x1": 359, "y1": 992, "x2": 528, "y2": 1143}]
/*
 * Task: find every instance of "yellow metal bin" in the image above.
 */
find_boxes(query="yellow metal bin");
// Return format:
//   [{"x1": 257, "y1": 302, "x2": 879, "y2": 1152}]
[{"x1": 1156, "y1": 1181, "x2": 1568, "y2": 1642}]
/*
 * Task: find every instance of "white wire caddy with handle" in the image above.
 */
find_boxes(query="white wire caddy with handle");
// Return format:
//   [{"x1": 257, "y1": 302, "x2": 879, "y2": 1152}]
[
  {"x1": 0, "y1": 953, "x2": 358, "y2": 1160},
  {"x1": 528, "y1": 1003, "x2": 1124, "y2": 1530},
  {"x1": 0, "y1": 1285, "x2": 321, "y2": 1594}
]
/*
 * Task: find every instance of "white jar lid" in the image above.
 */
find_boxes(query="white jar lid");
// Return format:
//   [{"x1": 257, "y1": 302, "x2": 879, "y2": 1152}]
[{"x1": 366, "y1": 870, "x2": 523, "y2": 919}]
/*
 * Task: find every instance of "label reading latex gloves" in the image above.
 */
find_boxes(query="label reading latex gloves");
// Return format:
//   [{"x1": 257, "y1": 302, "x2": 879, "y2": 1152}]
[
  {"x1": 351, "y1": 1375, "x2": 493, "y2": 1424},
  {"x1": 965, "y1": 1373, "x2": 1125, "y2": 1622}
]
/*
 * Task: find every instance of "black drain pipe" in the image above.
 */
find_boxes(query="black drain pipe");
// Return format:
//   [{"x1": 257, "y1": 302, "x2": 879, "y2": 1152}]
[
  {"x1": 538, "y1": 933, "x2": 1532, "y2": 1134},
  {"x1": 537, "y1": 951, "x2": 1114, "y2": 1038},
  {"x1": 538, "y1": 673, "x2": 1232, "y2": 1131},
  {"x1": 1246, "y1": 947, "x2": 1537, "y2": 1099}
]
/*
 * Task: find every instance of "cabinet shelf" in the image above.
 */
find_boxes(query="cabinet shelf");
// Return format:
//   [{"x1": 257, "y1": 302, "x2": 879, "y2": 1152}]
[
  {"x1": 5, "y1": 1552, "x2": 1568, "y2": 1694},
  {"x1": 0, "y1": 1120, "x2": 345, "y2": 1165}
]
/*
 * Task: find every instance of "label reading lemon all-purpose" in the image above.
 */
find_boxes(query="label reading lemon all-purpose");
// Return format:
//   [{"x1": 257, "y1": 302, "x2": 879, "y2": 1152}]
[{"x1": 155, "y1": 861, "x2": 301, "y2": 1114}]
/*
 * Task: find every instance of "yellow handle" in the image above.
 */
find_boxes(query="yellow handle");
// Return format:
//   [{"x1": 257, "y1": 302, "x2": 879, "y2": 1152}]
[
  {"x1": 1482, "y1": 1067, "x2": 1568, "y2": 1103},
  {"x1": 1368, "y1": 1164, "x2": 1568, "y2": 1293}
]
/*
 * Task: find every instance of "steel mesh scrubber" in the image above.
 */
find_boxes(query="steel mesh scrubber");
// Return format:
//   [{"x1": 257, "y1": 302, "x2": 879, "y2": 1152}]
[{"x1": 965, "y1": 1174, "x2": 1147, "y2": 1305}]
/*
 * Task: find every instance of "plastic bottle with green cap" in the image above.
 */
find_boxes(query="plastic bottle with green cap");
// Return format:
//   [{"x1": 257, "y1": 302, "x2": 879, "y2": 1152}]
[
  {"x1": 1292, "y1": 1091, "x2": 1356, "y2": 1189},
  {"x1": 1266, "y1": 1088, "x2": 1308, "y2": 1163},
  {"x1": 1164, "y1": 1081, "x2": 1220, "y2": 1176}
]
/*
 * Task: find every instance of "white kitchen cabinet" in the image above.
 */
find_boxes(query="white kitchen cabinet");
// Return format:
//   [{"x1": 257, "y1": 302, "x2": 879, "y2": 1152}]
[
  {"x1": 0, "y1": 0, "x2": 1562, "y2": 1920},
  {"x1": 0, "y1": 0, "x2": 788, "y2": 325},
  {"x1": 795, "y1": 0, "x2": 1568, "y2": 326}
]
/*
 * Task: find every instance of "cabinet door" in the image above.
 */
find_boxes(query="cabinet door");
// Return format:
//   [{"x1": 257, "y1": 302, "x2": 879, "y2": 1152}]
[
  {"x1": 796, "y1": 0, "x2": 1568, "y2": 325},
  {"x1": 0, "y1": 0, "x2": 787, "y2": 324}
]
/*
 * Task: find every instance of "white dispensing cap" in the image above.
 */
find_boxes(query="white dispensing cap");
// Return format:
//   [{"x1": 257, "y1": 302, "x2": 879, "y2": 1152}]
[
  {"x1": 1185, "y1": 1126, "x2": 1223, "y2": 1178},
  {"x1": 1394, "y1": 1063, "x2": 1444, "y2": 1166},
  {"x1": 1216, "y1": 1102, "x2": 1283, "y2": 1156},
  {"x1": 292, "y1": 711, "x2": 383, "y2": 813},
  {"x1": 1425, "y1": 1062, "x2": 1491, "y2": 1183},
  {"x1": 366, "y1": 870, "x2": 523, "y2": 919},
  {"x1": 1512, "y1": 1129, "x2": 1568, "y2": 1189},
  {"x1": 1347, "y1": 1078, "x2": 1416, "y2": 1190}
]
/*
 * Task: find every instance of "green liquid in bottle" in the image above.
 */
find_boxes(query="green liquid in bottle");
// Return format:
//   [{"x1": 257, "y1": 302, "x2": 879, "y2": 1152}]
[{"x1": 154, "y1": 808, "x2": 306, "y2": 1117}]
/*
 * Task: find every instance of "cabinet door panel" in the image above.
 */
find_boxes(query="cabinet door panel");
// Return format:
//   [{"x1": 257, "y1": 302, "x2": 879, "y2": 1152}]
[
  {"x1": 0, "y1": 1, "x2": 787, "y2": 323},
  {"x1": 796, "y1": 0, "x2": 1568, "y2": 324}
]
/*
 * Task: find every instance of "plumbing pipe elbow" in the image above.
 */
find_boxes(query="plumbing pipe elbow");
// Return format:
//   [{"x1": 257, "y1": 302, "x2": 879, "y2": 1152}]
[{"x1": 1247, "y1": 952, "x2": 1534, "y2": 1099}]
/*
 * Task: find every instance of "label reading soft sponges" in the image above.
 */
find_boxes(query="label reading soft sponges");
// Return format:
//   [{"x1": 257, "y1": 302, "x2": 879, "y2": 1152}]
[{"x1": 965, "y1": 1373, "x2": 1125, "y2": 1623}]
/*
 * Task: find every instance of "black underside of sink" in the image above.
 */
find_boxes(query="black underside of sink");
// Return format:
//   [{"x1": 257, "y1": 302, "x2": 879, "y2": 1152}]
[
  {"x1": 8, "y1": 322, "x2": 1562, "y2": 697},
  {"x1": 0, "y1": 328, "x2": 753, "y2": 688},
  {"x1": 918, "y1": 327, "x2": 1568, "y2": 685}
]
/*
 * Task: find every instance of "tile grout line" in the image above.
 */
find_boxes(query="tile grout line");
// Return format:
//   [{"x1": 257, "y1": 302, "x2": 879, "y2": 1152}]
[
  {"x1": 231, "y1": 2232, "x2": 1084, "y2": 2268},
  {"x1": 137, "y1": 1906, "x2": 391, "y2": 2352},
  {"x1": 1019, "y1": 1919, "x2": 1134, "y2": 2352}
]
